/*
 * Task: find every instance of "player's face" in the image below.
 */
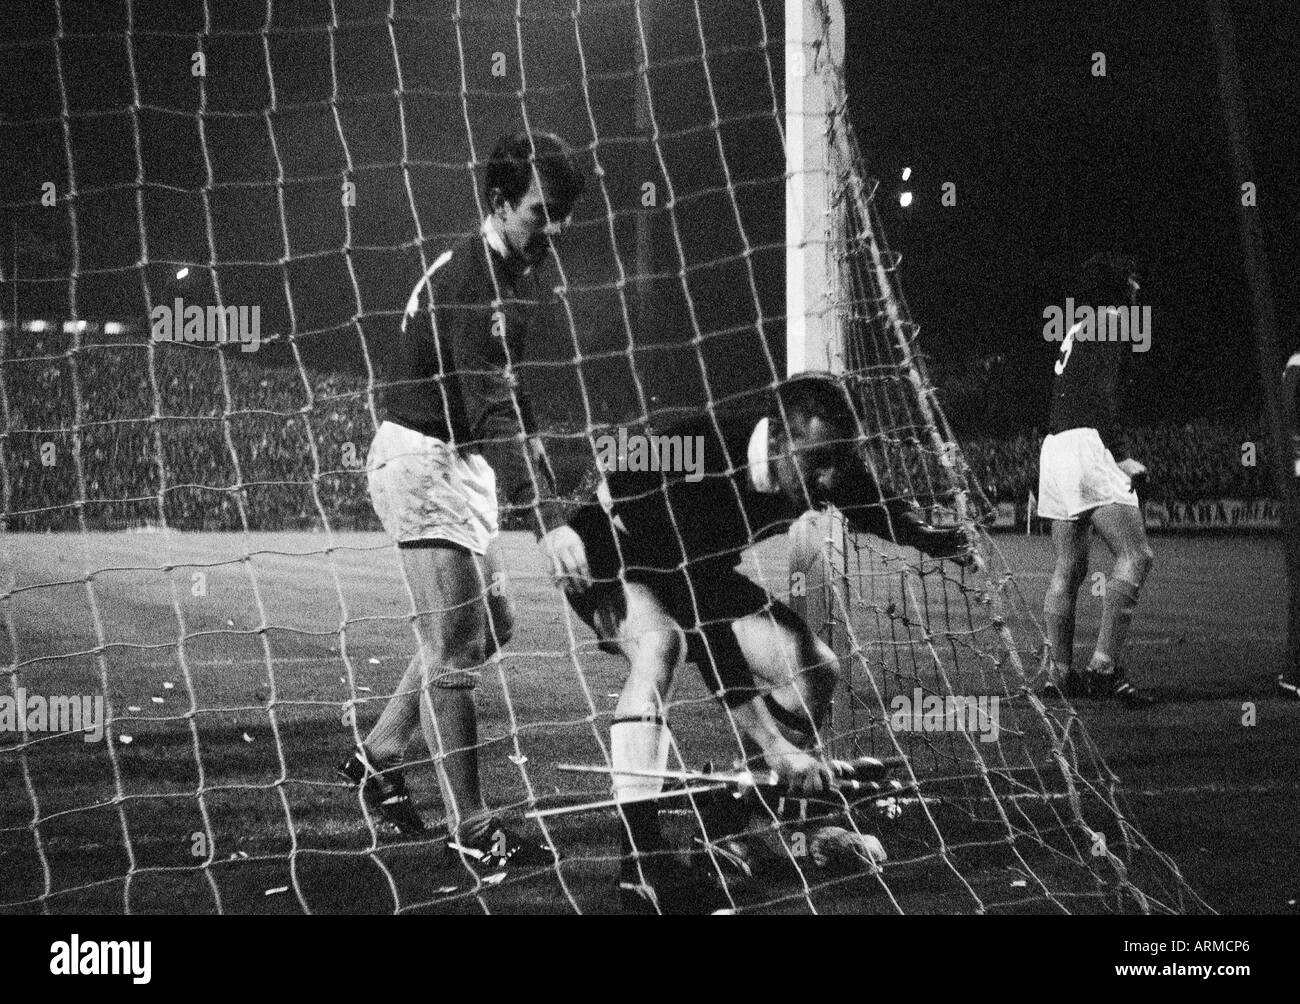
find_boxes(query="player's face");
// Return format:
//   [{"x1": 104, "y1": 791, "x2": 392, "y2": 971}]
[
  {"x1": 495, "y1": 175, "x2": 575, "y2": 268},
  {"x1": 773, "y1": 416, "x2": 856, "y2": 510}
]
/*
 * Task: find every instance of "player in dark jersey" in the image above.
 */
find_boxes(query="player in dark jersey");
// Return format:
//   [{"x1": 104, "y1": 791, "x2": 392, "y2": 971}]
[
  {"x1": 337, "y1": 130, "x2": 590, "y2": 871},
  {"x1": 558, "y1": 372, "x2": 970, "y2": 911},
  {"x1": 1037, "y1": 253, "x2": 1155, "y2": 707}
]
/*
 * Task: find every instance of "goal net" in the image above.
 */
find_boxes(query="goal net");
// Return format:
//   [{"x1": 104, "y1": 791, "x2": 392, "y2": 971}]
[
  {"x1": 0, "y1": 0, "x2": 1206, "y2": 914},
  {"x1": 778, "y1": 1, "x2": 1206, "y2": 915}
]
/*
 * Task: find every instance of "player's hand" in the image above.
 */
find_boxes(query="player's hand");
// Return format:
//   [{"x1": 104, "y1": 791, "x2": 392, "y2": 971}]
[
  {"x1": 541, "y1": 525, "x2": 590, "y2": 594},
  {"x1": 767, "y1": 748, "x2": 834, "y2": 796},
  {"x1": 1118, "y1": 458, "x2": 1148, "y2": 485}
]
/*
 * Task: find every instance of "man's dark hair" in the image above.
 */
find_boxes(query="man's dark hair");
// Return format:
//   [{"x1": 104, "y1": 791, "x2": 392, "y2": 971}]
[
  {"x1": 484, "y1": 130, "x2": 586, "y2": 208},
  {"x1": 1078, "y1": 252, "x2": 1139, "y2": 305},
  {"x1": 770, "y1": 372, "x2": 861, "y2": 444}
]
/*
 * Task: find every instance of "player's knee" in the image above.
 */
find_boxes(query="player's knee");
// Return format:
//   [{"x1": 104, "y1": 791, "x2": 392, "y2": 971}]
[
  {"x1": 633, "y1": 624, "x2": 686, "y2": 669},
  {"x1": 622, "y1": 627, "x2": 684, "y2": 702},
  {"x1": 805, "y1": 640, "x2": 839, "y2": 697},
  {"x1": 417, "y1": 633, "x2": 482, "y2": 687},
  {"x1": 439, "y1": 625, "x2": 488, "y2": 673},
  {"x1": 1119, "y1": 545, "x2": 1153, "y2": 585},
  {"x1": 1043, "y1": 574, "x2": 1076, "y2": 616}
]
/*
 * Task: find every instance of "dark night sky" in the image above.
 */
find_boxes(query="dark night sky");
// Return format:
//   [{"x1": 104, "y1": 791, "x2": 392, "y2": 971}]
[
  {"x1": 846, "y1": 0, "x2": 1300, "y2": 431},
  {"x1": 2, "y1": 0, "x2": 1296, "y2": 430}
]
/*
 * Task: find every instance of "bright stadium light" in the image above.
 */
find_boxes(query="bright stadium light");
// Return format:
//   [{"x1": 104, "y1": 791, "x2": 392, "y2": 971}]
[
  {"x1": 901, "y1": 166, "x2": 912, "y2": 181},
  {"x1": 175, "y1": 267, "x2": 190, "y2": 280},
  {"x1": 899, "y1": 191, "x2": 913, "y2": 208},
  {"x1": 25, "y1": 320, "x2": 49, "y2": 332},
  {"x1": 104, "y1": 321, "x2": 124, "y2": 335}
]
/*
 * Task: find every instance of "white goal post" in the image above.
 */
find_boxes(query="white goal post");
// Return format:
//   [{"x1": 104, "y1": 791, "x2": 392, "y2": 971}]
[
  {"x1": 784, "y1": 0, "x2": 852, "y2": 754},
  {"x1": 781, "y1": 0, "x2": 986, "y2": 761},
  {"x1": 785, "y1": 0, "x2": 845, "y2": 377}
]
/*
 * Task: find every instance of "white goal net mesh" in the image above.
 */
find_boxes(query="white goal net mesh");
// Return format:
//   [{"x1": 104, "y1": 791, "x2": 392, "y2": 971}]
[{"x1": 0, "y1": 0, "x2": 1206, "y2": 914}]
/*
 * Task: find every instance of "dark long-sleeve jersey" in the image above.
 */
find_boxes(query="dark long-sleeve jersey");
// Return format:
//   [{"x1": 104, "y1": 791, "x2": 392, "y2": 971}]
[
  {"x1": 1048, "y1": 318, "x2": 1133, "y2": 458},
  {"x1": 382, "y1": 226, "x2": 562, "y2": 534},
  {"x1": 568, "y1": 409, "x2": 945, "y2": 581}
]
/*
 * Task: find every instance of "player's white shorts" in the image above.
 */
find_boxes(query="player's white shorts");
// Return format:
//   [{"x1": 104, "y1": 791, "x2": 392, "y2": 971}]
[
  {"x1": 1037, "y1": 427, "x2": 1138, "y2": 521},
  {"x1": 367, "y1": 420, "x2": 498, "y2": 554}
]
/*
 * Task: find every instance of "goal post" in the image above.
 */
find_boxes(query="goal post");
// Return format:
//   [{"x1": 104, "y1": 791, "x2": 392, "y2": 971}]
[
  {"x1": 784, "y1": 0, "x2": 852, "y2": 754},
  {"x1": 782, "y1": 0, "x2": 983, "y2": 758},
  {"x1": 785, "y1": 0, "x2": 845, "y2": 376}
]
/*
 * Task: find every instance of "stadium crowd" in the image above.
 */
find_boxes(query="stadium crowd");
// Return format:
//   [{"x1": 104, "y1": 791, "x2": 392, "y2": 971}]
[{"x1": 1, "y1": 344, "x2": 1276, "y2": 532}]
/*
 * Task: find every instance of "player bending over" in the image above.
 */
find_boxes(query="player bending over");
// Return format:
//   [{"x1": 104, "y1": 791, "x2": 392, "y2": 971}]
[
  {"x1": 551, "y1": 372, "x2": 970, "y2": 911},
  {"x1": 337, "y1": 130, "x2": 588, "y2": 870},
  {"x1": 1038, "y1": 253, "x2": 1156, "y2": 707}
]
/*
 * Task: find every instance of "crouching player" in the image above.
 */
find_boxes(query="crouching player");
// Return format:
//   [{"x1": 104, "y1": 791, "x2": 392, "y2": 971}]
[{"x1": 549, "y1": 373, "x2": 970, "y2": 912}]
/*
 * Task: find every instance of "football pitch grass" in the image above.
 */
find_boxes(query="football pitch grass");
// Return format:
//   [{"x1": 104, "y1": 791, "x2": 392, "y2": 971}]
[{"x1": 1, "y1": 529, "x2": 1294, "y2": 915}]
